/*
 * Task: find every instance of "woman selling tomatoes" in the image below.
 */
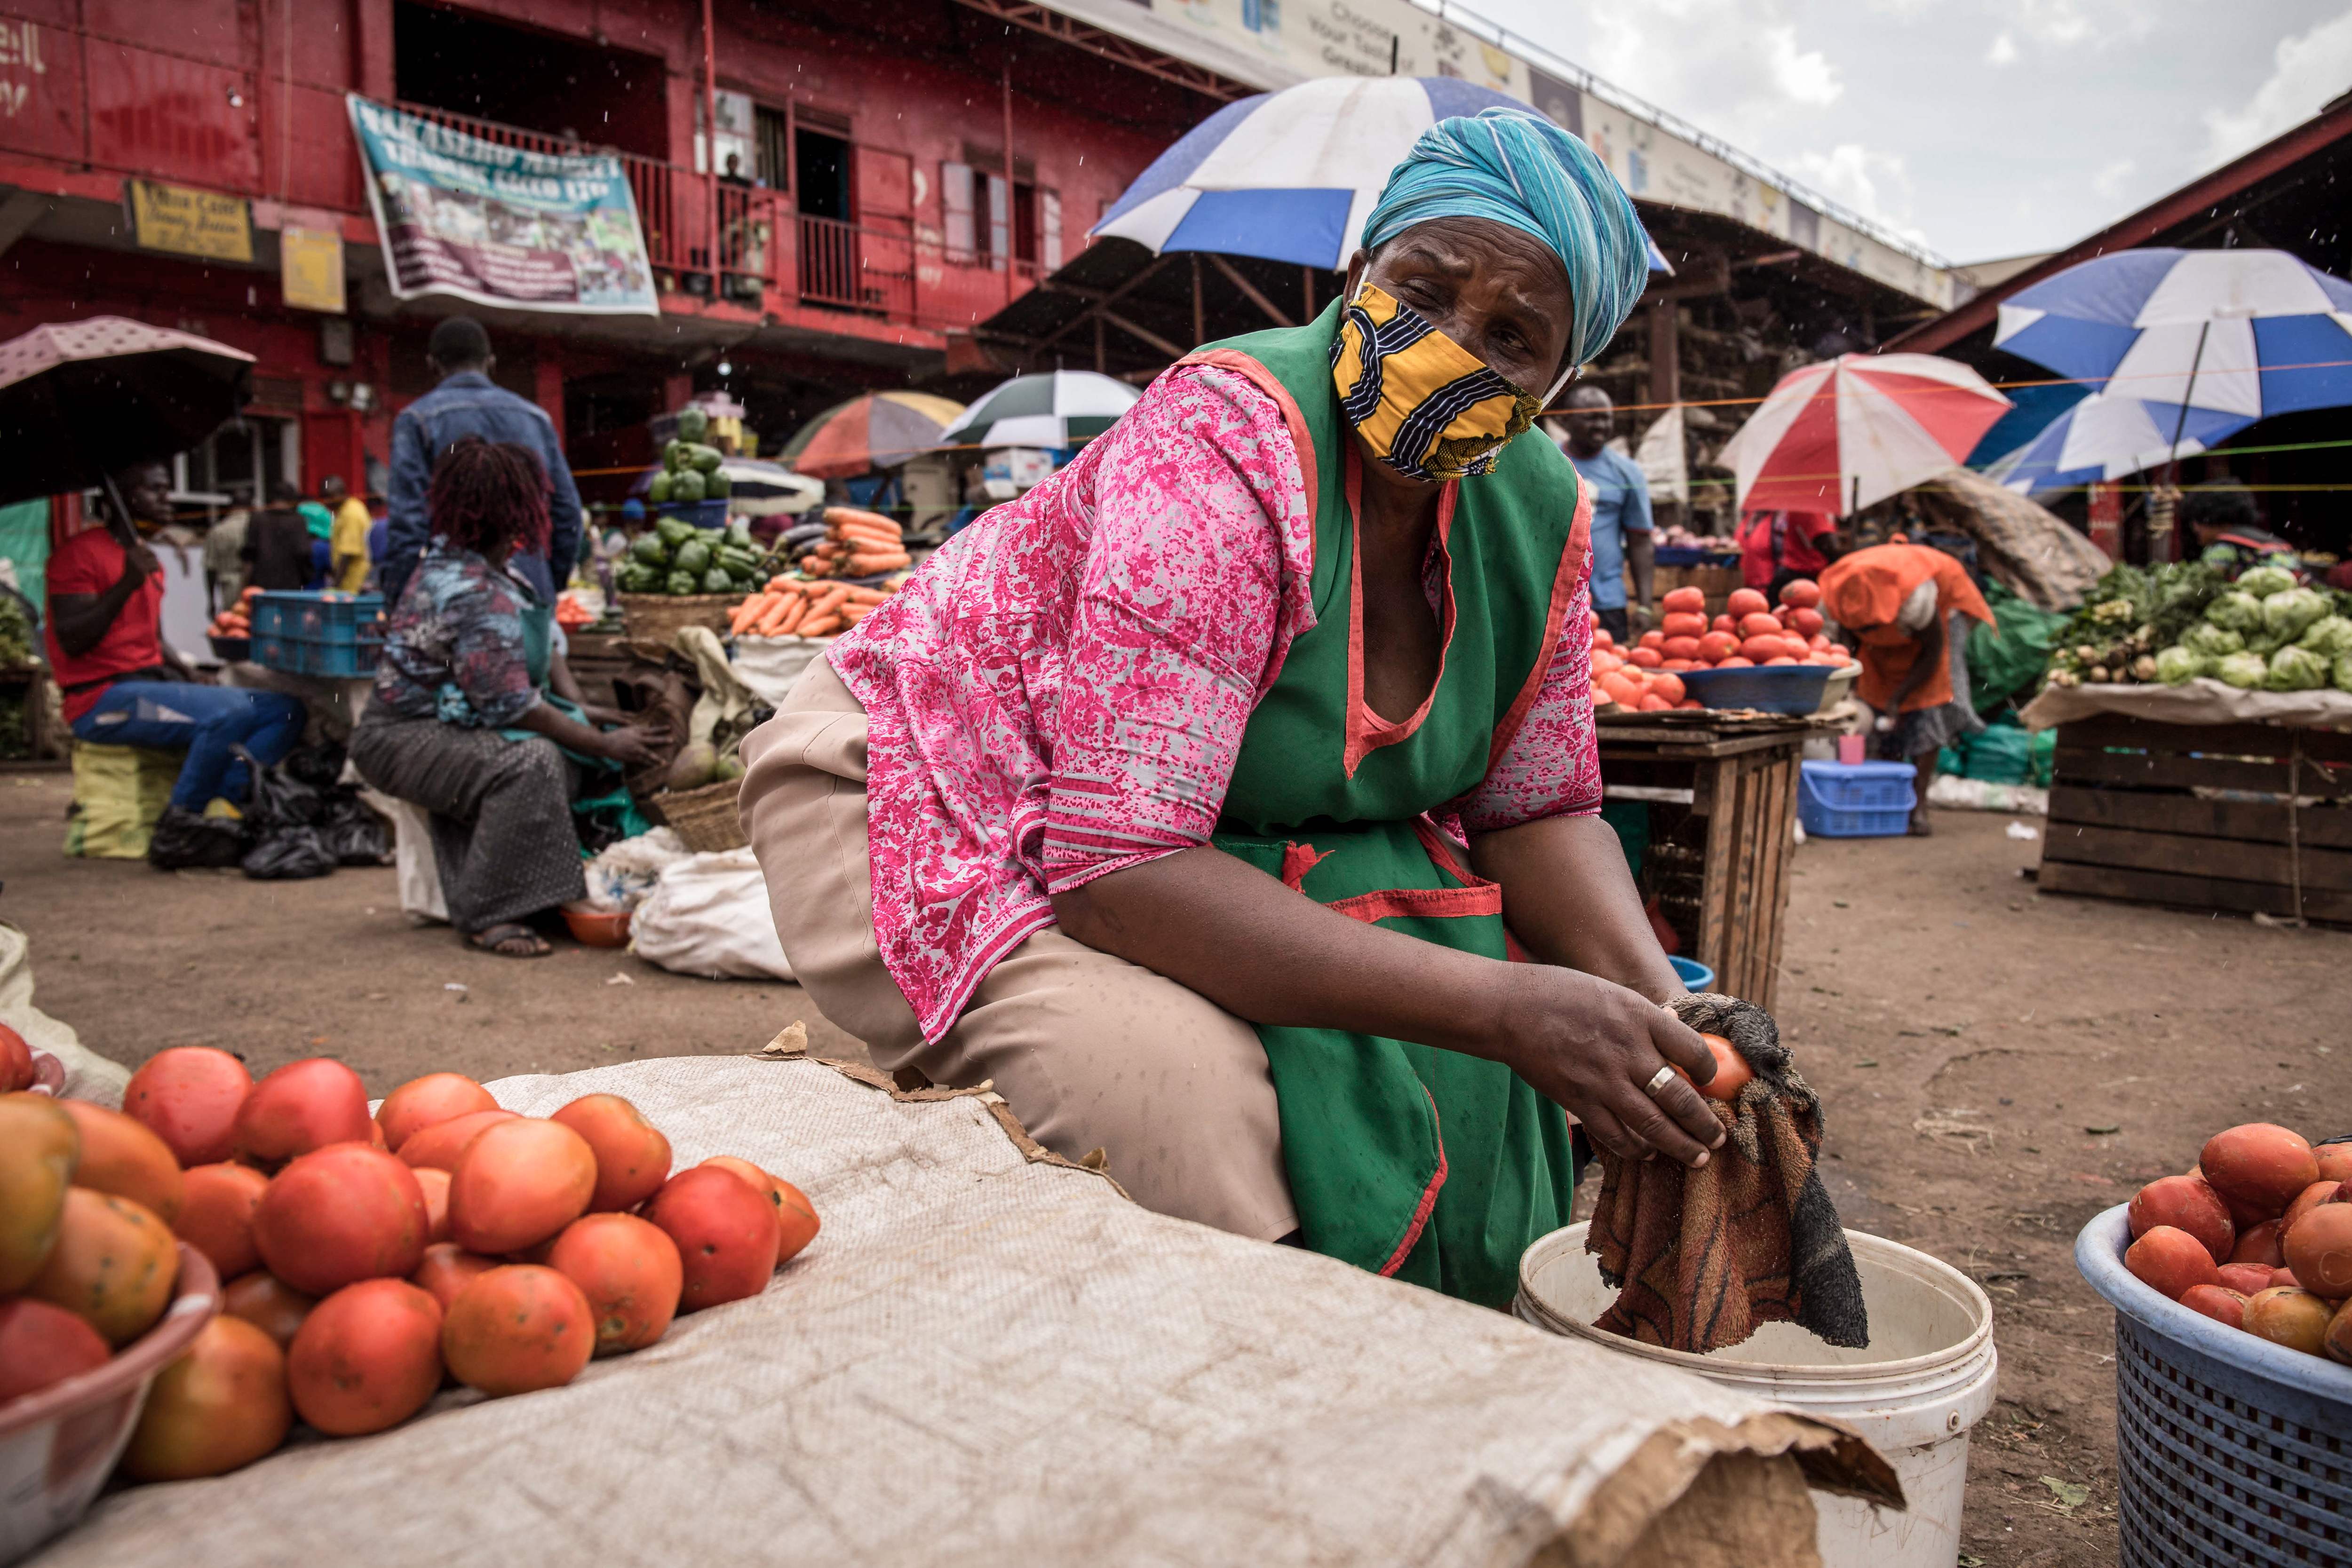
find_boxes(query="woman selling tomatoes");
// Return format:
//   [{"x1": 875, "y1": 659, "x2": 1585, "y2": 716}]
[
  {"x1": 1817, "y1": 541, "x2": 1994, "y2": 837},
  {"x1": 740, "y1": 111, "x2": 1768, "y2": 1308}
]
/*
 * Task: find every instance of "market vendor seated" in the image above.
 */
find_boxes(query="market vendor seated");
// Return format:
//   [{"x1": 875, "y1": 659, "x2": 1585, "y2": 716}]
[
  {"x1": 47, "y1": 459, "x2": 306, "y2": 849},
  {"x1": 350, "y1": 437, "x2": 663, "y2": 958},
  {"x1": 741, "y1": 111, "x2": 1747, "y2": 1309},
  {"x1": 2184, "y1": 479, "x2": 2300, "y2": 579},
  {"x1": 1818, "y1": 541, "x2": 1994, "y2": 838}
]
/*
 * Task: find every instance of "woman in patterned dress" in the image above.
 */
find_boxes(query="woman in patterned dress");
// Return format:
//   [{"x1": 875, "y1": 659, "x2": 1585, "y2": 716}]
[{"x1": 743, "y1": 114, "x2": 1733, "y2": 1305}]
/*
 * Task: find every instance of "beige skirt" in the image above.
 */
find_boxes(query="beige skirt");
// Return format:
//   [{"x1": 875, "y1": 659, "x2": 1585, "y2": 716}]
[{"x1": 737, "y1": 658, "x2": 1299, "y2": 1243}]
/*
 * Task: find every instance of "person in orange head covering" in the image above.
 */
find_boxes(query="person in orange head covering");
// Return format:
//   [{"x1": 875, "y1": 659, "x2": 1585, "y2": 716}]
[{"x1": 1817, "y1": 542, "x2": 1994, "y2": 836}]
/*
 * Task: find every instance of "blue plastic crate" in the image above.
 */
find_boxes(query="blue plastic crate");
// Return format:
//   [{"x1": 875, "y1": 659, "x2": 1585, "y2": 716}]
[
  {"x1": 2077, "y1": 1205, "x2": 2352, "y2": 1566},
  {"x1": 250, "y1": 591, "x2": 385, "y2": 678},
  {"x1": 1796, "y1": 759, "x2": 1915, "y2": 837}
]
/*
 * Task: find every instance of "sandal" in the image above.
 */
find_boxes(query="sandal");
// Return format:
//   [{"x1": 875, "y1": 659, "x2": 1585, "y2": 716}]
[{"x1": 467, "y1": 922, "x2": 552, "y2": 958}]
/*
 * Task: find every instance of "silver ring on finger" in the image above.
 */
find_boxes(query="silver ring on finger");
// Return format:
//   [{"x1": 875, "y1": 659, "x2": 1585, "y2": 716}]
[{"x1": 1642, "y1": 1064, "x2": 1677, "y2": 1098}]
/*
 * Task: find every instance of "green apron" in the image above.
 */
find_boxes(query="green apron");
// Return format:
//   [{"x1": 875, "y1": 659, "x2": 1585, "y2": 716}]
[
  {"x1": 1185, "y1": 303, "x2": 1592, "y2": 1308},
  {"x1": 498, "y1": 599, "x2": 650, "y2": 846}
]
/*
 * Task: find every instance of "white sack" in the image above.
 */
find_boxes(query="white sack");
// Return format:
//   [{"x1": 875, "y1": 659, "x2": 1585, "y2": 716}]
[
  {"x1": 628, "y1": 847, "x2": 793, "y2": 981},
  {"x1": 0, "y1": 922, "x2": 128, "y2": 1106},
  {"x1": 728, "y1": 633, "x2": 831, "y2": 707},
  {"x1": 366, "y1": 790, "x2": 448, "y2": 925},
  {"x1": 37, "y1": 1055, "x2": 1894, "y2": 1568}
]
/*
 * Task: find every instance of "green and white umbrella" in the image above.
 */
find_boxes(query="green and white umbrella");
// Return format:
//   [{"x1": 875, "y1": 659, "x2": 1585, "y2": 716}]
[{"x1": 937, "y1": 370, "x2": 1140, "y2": 451}]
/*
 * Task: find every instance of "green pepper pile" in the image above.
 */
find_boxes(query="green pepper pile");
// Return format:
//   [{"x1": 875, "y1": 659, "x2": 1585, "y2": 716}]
[
  {"x1": 645, "y1": 407, "x2": 732, "y2": 507},
  {"x1": 615, "y1": 514, "x2": 773, "y2": 597}
]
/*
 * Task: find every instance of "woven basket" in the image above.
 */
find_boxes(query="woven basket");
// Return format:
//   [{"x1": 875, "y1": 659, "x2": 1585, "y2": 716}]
[
  {"x1": 649, "y1": 777, "x2": 747, "y2": 853},
  {"x1": 617, "y1": 593, "x2": 740, "y2": 657}
]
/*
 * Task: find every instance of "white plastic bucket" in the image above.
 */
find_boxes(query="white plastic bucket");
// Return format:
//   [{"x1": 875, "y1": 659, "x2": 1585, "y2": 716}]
[{"x1": 1516, "y1": 1223, "x2": 1996, "y2": 1568}]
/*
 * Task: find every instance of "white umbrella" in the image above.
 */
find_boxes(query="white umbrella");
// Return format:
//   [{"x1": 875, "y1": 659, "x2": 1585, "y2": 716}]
[{"x1": 938, "y1": 370, "x2": 1141, "y2": 451}]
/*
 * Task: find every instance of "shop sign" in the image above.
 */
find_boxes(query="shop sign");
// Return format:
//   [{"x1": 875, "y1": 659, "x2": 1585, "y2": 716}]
[
  {"x1": 346, "y1": 95, "x2": 657, "y2": 317},
  {"x1": 125, "y1": 181, "x2": 253, "y2": 264},
  {"x1": 280, "y1": 226, "x2": 347, "y2": 314}
]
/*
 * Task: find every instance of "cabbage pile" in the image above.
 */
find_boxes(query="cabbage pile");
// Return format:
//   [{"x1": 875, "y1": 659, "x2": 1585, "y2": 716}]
[{"x1": 2046, "y1": 560, "x2": 2352, "y2": 695}]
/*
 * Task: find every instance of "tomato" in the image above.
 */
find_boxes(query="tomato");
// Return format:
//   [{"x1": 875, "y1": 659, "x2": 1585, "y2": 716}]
[
  {"x1": 1738, "y1": 635, "x2": 1788, "y2": 663},
  {"x1": 252, "y1": 1144, "x2": 429, "y2": 1296},
  {"x1": 1787, "y1": 607, "x2": 1826, "y2": 637},
  {"x1": 2201, "y1": 1123, "x2": 2317, "y2": 1222},
  {"x1": 1637, "y1": 629, "x2": 1666, "y2": 650},
  {"x1": 1591, "y1": 628, "x2": 1615, "y2": 650},
  {"x1": 175, "y1": 1162, "x2": 271, "y2": 1280},
  {"x1": 57, "y1": 1100, "x2": 184, "y2": 1226},
  {"x1": 410, "y1": 1242, "x2": 503, "y2": 1313},
  {"x1": 2125, "y1": 1225, "x2": 2220, "y2": 1301},
  {"x1": 1598, "y1": 673, "x2": 1644, "y2": 708},
  {"x1": 448, "y1": 1117, "x2": 598, "y2": 1255},
  {"x1": 2243, "y1": 1286, "x2": 2332, "y2": 1356},
  {"x1": 1738, "y1": 611, "x2": 1783, "y2": 640},
  {"x1": 1697, "y1": 630, "x2": 1740, "y2": 663},
  {"x1": 1647, "y1": 672, "x2": 1686, "y2": 706},
  {"x1": 644, "y1": 1166, "x2": 780, "y2": 1311},
  {"x1": 0, "y1": 1093, "x2": 78, "y2": 1293},
  {"x1": 1637, "y1": 692, "x2": 1671, "y2": 710},
  {"x1": 1659, "y1": 611, "x2": 1708, "y2": 640},
  {"x1": 2229, "y1": 1219, "x2": 2286, "y2": 1268},
  {"x1": 2314, "y1": 1142, "x2": 2352, "y2": 1185},
  {"x1": 1727, "y1": 587, "x2": 1771, "y2": 618},
  {"x1": 2129, "y1": 1174, "x2": 2234, "y2": 1264},
  {"x1": 1711, "y1": 614, "x2": 1738, "y2": 634},
  {"x1": 222, "y1": 1271, "x2": 317, "y2": 1349},
  {"x1": 548, "y1": 1214, "x2": 684, "y2": 1354},
  {"x1": 0, "y1": 1023, "x2": 30, "y2": 1093},
  {"x1": 1779, "y1": 578, "x2": 1821, "y2": 609},
  {"x1": 2216, "y1": 1261, "x2": 2276, "y2": 1296},
  {"x1": 2178, "y1": 1284, "x2": 2248, "y2": 1331},
  {"x1": 120, "y1": 1315, "x2": 291, "y2": 1481},
  {"x1": 557, "y1": 1091, "x2": 682, "y2": 1213},
  {"x1": 286, "y1": 1278, "x2": 444, "y2": 1436},
  {"x1": 232, "y1": 1058, "x2": 373, "y2": 1170},
  {"x1": 1626, "y1": 646, "x2": 1662, "y2": 669},
  {"x1": 1660, "y1": 635, "x2": 1703, "y2": 661},
  {"x1": 1666, "y1": 1032, "x2": 1751, "y2": 1101},
  {"x1": 0, "y1": 1297, "x2": 111, "y2": 1405},
  {"x1": 2280, "y1": 1179, "x2": 2344, "y2": 1239},
  {"x1": 771, "y1": 1180, "x2": 820, "y2": 1267},
  {"x1": 441, "y1": 1265, "x2": 595, "y2": 1396},
  {"x1": 2329, "y1": 1297, "x2": 2352, "y2": 1365},
  {"x1": 375, "y1": 1073, "x2": 498, "y2": 1153},
  {"x1": 2282, "y1": 1204, "x2": 2352, "y2": 1297},
  {"x1": 1716, "y1": 656, "x2": 1755, "y2": 668},
  {"x1": 122, "y1": 1046, "x2": 252, "y2": 1167},
  {"x1": 27, "y1": 1188, "x2": 178, "y2": 1345},
  {"x1": 397, "y1": 1108, "x2": 517, "y2": 1173},
  {"x1": 1661, "y1": 586, "x2": 1706, "y2": 615},
  {"x1": 1661, "y1": 657, "x2": 1700, "y2": 673}
]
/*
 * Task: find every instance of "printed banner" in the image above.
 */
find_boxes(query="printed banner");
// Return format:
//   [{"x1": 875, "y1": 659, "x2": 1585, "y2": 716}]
[{"x1": 346, "y1": 95, "x2": 657, "y2": 316}]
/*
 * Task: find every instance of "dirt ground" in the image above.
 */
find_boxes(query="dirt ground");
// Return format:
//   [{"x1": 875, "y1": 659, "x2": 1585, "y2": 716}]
[{"x1": 7, "y1": 768, "x2": 2346, "y2": 1567}]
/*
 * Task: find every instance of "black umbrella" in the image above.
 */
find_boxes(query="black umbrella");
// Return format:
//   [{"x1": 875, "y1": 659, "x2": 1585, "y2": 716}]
[{"x1": 0, "y1": 317, "x2": 254, "y2": 535}]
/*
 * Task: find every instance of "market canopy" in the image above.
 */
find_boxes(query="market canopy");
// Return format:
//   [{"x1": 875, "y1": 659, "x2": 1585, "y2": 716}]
[
  {"x1": 1981, "y1": 391, "x2": 2255, "y2": 497},
  {"x1": 1091, "y1": 75, "x2": 1670, "y2": 274},
  {"x1": 1716, "y1": 353, "x2": 2011, "y2": 515},
  {"x1": 780, "y1": 392, "x2": 967, "y2": 479},
  {"x1": 936, "y1": 371, "x2": 1140, "y2": 451}
]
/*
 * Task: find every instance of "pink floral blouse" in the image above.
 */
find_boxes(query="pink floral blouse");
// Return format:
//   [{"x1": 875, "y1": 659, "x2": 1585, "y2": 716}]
[{"x1": 829, "y1": 364, "x2": 1601, "y2": 1042}]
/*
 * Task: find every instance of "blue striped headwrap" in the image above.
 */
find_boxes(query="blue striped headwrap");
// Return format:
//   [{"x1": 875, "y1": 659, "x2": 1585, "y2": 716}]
[{"x1": 1361, "y1": 108, "x2": 1651, "y2": 375}]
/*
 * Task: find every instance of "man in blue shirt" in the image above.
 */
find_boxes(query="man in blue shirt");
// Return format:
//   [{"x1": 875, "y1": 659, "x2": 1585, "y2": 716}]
[
  {"x1": 382, "y1": 317, "x2": 581, "y2": 611},
  {"x1": 1558, "y1": 386, "x2": 1654, "y2": 645}
]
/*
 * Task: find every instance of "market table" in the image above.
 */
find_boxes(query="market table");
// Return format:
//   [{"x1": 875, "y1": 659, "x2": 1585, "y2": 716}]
[
  {"x1": 1597, "y1": 710, "x2": 1837, "y2": 1009},
  {"x1": 2021, "y1": 680, "x2": 2352, "y2": 924},
  {"x1": 30, "y1": 1048, "x2": 1896, "y2": 1568}
]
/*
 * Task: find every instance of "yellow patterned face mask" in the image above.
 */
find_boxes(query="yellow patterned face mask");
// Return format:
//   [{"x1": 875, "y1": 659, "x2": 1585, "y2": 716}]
[{"x1": 1329, "y1": 284, "x2": 1545, "y2": 483}]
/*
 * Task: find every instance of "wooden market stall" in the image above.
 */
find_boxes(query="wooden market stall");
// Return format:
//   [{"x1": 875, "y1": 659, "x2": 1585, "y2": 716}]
[
  {"x1": 2036, "y1": 711, "x2": 2352, "y2": 924},
  {"x1": 1597, "y1": 709, "x2": 1834, "y2": 1009}
]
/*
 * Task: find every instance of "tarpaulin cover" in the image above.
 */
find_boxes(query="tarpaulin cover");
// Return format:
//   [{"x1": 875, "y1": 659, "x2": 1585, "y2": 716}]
[
  {"x1": 34, "y1": 1052, "x2": 1895, "y2": 1568},
  {"x1": 2021, "y1": 677, "x2": 2352, "y2": 732}
]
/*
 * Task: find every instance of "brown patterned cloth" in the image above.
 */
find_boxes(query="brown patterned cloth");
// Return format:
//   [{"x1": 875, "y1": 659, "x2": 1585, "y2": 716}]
[{"x1": 1583, "y1": 992, "x2": 1868, "y2": 1354}]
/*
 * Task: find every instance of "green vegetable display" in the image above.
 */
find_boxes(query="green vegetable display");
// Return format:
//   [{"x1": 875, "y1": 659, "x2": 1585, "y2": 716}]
[
  {"x1": 2179, "y1": 621, "x2": 2243, "y2": 657},
  {"x1": 2040, "y1": 560, "x2": 2352, "y2": 698},
  {"x1": 675, "y1": 407, "x2": 710, "y2": 444},
  {"x1": 629, "y1": 534, "x2": 669, "y2": 566},
  {"x1": 2153, "y1": 646, "x2": 2205, "y2": 686},
  {"x1": 666, "y1": 569, "x2": 699, "y2": 596},
  {"x1": 2236, "y1": 564, "x2": 2297, "y2": 600},
  {"x1": 669, "y1": 469, "x2": 706, "y2": 503},
  {"x1": 654, "y1": 515, "x2": 697, "y2": 551},
  {"x1": 2300, "y1": 615, "x2": 2352, "y2": 657},
  {"x1": 673, "y1": 539, "x2": 713, "y2": 578},
  {"x1": 2265, "y1": 644, "x2": 2330, "y2": 692},
  {"x1": 2204, "y1": 591, "x2": 2263, "y2": 633},
  {"x1": 648, "y1": 471, "x2": 673, "y2": 504},
  {"x1": 2216, "y1": 650, "x2": 2270, "y2": 689},
  {"x1": 701, "y1": 566, "x2": 734, "y2": 594},
  {"x1": 2261, "y1": 586, "x2": 2329, "y2": 642}
]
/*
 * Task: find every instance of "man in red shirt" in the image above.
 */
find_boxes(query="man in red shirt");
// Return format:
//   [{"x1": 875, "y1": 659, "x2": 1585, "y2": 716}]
[
  {"x1": 48, "y1": 460, "x2": 305, "y2": 841},
  {"x1": 1738, "y1": 508, "x2": 1843, "y2": 600}
]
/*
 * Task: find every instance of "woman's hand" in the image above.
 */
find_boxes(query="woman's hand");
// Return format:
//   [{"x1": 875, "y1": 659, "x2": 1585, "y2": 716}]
[
  {"x1": 1492, "y1": 965, "x2": 1727, "y2": 1168},
  {"x1": 593, "y1": 724, "x2": 665, "y2": 768}
]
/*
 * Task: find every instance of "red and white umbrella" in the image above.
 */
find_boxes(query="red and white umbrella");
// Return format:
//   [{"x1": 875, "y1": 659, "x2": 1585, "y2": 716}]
[{"x1": 1717, "y1": 353, "x2": 2011, "y2": 515}]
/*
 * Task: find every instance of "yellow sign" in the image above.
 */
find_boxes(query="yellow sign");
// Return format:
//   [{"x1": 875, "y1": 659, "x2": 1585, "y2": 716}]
[
  {"x1": 125, "y1": 181, "x2": 253, "y2": 263},
  {"x1": 280, "y1": 226, "x2": 347, "y2": 314}
]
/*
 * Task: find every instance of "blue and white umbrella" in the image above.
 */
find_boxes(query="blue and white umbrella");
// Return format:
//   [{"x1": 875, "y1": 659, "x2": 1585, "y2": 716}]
[
  {"x1": 1091, "y1": 76, "x2": 1671, "y2": 274},
  {"x1": 1994, "y1": 248, "x2": 2352, "y2": 423},
  {"x1": 1983, "y1": 392, "x2": 2256, "y2": 496}
]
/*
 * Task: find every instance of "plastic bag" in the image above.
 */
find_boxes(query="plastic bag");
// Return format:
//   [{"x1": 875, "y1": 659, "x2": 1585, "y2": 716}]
[
  {"x1": 241, "y1": 825, "x2": 337, "y2": 880},
  {"x1": 319, "y1": 792, "x2": 392, "y2": 865},
  {"x1": 628, "y1": 848, "x2": 793, "y2": 980},
  {"x1": 584, "y1": 827, "x2": 691, "y2": 912},
  {"x1": 146, "y1": 807, "x2": 249, "y2": 870},
  {"x1": 234, "y1": 745, "x2": 338, "y2": 880}
]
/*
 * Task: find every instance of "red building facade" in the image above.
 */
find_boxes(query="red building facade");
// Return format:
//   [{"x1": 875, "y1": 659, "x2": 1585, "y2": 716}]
[{"x1": 0, "y1": 0, "x2": 1221, "y2": 509}]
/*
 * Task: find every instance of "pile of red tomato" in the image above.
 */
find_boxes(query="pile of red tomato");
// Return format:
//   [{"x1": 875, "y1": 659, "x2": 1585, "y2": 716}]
[
  {"x1": 0, "y1": 1042, "x2": 817, "y2": 1482},
  {"x1": 1591, "y1": 578, "x2": 1853, "y2": 711},
  {"x1": 2123, "y1": 1122, "x2": 2352, "y2": 1364}
]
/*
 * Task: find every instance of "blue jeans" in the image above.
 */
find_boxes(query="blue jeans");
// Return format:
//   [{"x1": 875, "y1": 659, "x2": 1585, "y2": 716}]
[{"x1": 71, "y1": 682, "x2": 307, "y2": 810}]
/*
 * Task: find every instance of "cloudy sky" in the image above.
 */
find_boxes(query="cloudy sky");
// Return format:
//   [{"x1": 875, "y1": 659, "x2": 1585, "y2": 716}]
[{"x1": 1472, "y1": 0, "x2": 2352, "y2": 263}]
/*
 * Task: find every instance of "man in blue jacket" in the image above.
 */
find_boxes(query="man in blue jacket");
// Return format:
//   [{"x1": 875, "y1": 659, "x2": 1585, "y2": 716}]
[{"x1": 381, "y1": 316, "x2": 581, "y2": 610}]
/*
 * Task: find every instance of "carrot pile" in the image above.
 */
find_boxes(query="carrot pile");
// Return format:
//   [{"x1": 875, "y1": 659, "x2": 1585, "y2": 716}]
[
  {"x1": 208, "y1": 586, "x2": 262, "y2": 640},
  {"x1": 798, "y1": 507, "x2": 911, "y2": 579},
  {"x1": 728, "y1": 577, "x2": 898, "y2": 640}
]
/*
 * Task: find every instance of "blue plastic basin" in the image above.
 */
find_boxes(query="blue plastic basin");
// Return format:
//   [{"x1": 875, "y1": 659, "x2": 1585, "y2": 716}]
[
  {"x1": 1669, "y1": 956, "x2": 1715, "y2": 992},
  {"x1": 1675, "y1": 664, "x2": 1837, "y2": 715}
]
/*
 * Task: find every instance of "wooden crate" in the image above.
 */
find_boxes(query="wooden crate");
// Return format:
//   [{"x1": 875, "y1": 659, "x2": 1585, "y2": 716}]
[
  {"x1": 1598, "y1": 714, "x2": 1822, "y2": 1008},
  {"x1": 2037, "y1": 712, "x2": 2352, "y2": 924},
  {"x1": 1643, "y1": 561, "x2": 1743, "y2": 615}
]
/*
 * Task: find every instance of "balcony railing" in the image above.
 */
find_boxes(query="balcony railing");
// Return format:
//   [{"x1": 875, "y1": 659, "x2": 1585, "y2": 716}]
[{"x1": 394, "y1": 102, "x2": 1043, "y2": 336}]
